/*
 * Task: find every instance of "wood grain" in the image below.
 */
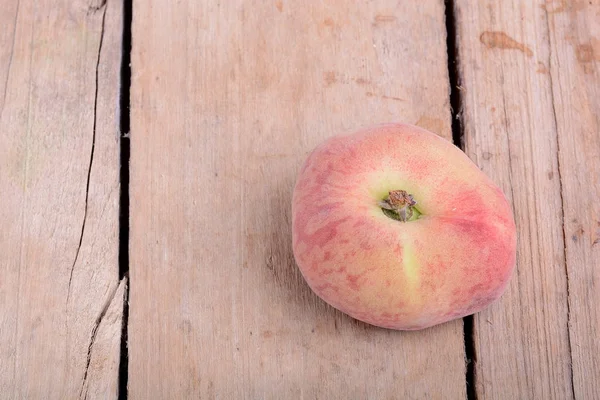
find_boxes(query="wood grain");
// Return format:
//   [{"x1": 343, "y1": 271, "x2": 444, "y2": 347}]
[
  {"x1": 0, "y1": 0, "x2": 124, "y2": 398},
  {"x1": 547, "y1": 1, "x2": 600, "y2": 398},
  {"x1": 129, "y1": 0, "x2": 466, "y2": 398},
  {"x1": 454, "y1": 0, "x2": 599, "y2": 398}
]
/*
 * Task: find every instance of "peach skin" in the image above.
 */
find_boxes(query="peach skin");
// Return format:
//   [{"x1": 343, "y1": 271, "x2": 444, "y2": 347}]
[{"x1": 292, "y1": 123, "x2": 516, "y2": 330}]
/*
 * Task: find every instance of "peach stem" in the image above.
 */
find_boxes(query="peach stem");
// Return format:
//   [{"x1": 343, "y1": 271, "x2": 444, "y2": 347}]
[{"x1": 378, "y1": 190, "x2": 418, "y2": 222}]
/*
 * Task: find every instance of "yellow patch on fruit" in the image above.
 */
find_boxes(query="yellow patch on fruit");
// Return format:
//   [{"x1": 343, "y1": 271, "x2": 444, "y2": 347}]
[{"x1": 401, "y1": 236, "x2": 421, "y2": 304}]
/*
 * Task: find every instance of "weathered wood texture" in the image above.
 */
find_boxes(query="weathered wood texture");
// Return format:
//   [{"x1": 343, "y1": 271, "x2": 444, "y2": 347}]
[
  {"x1": 548, "y1": 1, "x2": 600, "y2": 398},
  {"x1": 0, "y1": 0, "x2": 124, "y2": 398},
  {"x1": 455, "y1": 0, "x2": 599, "y2": 398},
  {"x1": 129, "y1": 1, "x2": 466, "y2": 398}
]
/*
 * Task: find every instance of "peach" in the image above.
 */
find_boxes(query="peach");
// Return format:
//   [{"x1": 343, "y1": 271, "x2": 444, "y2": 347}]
[{"x1": 292, "y1": 123, "x2": 516, "y2": 330}]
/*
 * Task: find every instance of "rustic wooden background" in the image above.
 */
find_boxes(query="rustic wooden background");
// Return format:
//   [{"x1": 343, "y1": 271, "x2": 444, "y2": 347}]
[{"x1": 1, "y1": 0, "x2": 598, "y2": 399}]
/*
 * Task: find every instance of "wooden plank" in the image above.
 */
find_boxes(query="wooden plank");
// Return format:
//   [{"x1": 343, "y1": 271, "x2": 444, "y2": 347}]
[
  {"x1": 455, "y1": 1, "x2": 570, "y2": 398},
  {"x1": 546, "y1": 1, "x2": 600, "y2": 398},
  {"x1": 129, "y1": 0, "x2": 466, "y2": 398},
  {"x1": 453, "y1": 0, "x2": 599, "y2": 398},
  {"x1": 0, "y1": 0, "x2": 124, "y2": 398}
]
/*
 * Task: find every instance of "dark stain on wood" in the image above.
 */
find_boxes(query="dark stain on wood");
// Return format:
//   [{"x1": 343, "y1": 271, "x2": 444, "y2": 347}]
[
  {"x1": 374, "y1": 15, "x2": 397, "y2": 24},
  {"x1": 575, "y1": 40, "x2": 600, "y2": 63},
  {"x1": 480, "y1": 31, "x2": 533, "y2": 57},
  {"x1": 593, "y1": 221, "x2": 600, "y2": 246},
  {"x1": 324, "y1": 71, "x2": 337, "y2": 86},
  {"x1": 572, "y1": 226, "x2": 585, "y2": 242},
  {"x1": 262, "y1": 330, "x2": 273, "y2": 338},
  {"x1": 367, "y1": 91, "x2": 404, "y2": 102}
]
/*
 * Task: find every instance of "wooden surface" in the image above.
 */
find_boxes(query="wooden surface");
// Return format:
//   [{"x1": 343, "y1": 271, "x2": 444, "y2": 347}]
[
  {"x1": 548, "y1": 1, "x2": 600, "y2": 398},
  {"x1": 1, "y1": 0, "x2": 598, "y2": 398},
  {"x1": 128, "y1": 0, "x2": 466, "y2": 398},
  {"x1": 0, "y1": 0, "x2": 124, "y2": 398},
  {"x1": 454, "y1": 0, "x2": 600, "y2": 398}
]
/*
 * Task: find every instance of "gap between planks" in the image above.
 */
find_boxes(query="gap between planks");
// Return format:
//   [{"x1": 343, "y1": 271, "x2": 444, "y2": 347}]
[
  {"x1": 445, "y1": 1, "x2": 477, "y2": 399},
  {"x1": 117, "y1": 0, "x2": 133, "y2": 398}
]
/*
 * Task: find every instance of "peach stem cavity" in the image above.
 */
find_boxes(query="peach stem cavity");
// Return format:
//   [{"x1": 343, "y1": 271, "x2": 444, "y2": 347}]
[{"x1": 379, "y1": 190, "x2": 421, "y2": 222}]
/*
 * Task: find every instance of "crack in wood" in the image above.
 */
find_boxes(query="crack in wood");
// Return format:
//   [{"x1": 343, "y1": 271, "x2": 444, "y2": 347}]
[
  {"x1": 88, "y1": 0, "x2": 108, "y2": 15},
  {"x1": 543, "y1": 8, "x2": 576, "y2": 400},
  {"x1": 67, "y1": 3, "x2": 108, "y2": 307},
  {"x1": 74, "y1": 5, "x2": 108, "y2": 397},
  {"x1": 78, "y1": 278, "x2": 126, "y2": 399}
]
